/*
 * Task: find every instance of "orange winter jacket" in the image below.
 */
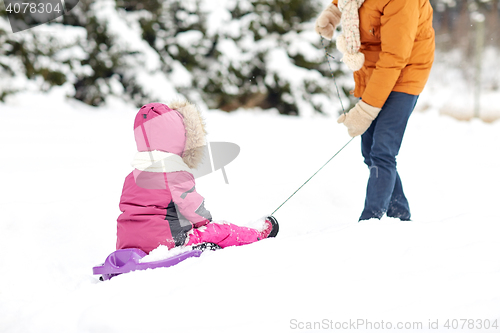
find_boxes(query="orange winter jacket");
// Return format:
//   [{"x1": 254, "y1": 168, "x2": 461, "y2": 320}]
[{"x1": 332, "y1": 0, "x2": 435, "y2": 108}]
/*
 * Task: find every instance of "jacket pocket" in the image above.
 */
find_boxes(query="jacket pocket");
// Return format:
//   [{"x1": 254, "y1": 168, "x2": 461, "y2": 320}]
[
  {"x1": 369, "y1": 15, "x2": 381, "y2": 39},
  {"x1": 353, "y1": 68, "x2": 366, "y2": 97}
]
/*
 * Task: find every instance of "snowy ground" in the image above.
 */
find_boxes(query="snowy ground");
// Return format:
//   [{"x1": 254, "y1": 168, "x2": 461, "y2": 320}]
[{"x1": 0, "y1": 86, "x2": 499, "y2": 333}]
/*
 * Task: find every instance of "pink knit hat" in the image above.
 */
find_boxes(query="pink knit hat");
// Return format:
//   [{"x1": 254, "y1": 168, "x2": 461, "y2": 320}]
[{"x1": 133, "y1": 101, "x2": 207, "y2": 169}]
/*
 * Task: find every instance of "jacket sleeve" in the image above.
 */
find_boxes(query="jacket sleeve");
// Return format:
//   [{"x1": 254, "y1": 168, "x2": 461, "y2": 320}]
[
  {"x1": 361, "y1": 1, "x2": 420, "y2": 108},
  {"x1": 166, "y1": 171, "x2": 212, "y2": 228}
]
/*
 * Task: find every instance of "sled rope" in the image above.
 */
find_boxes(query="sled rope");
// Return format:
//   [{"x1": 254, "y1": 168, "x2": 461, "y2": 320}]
[
  {"x1": 321, "y1": 37, "x2": 346, "y2": 115},
  {"x1": 271, "y1": 38, "x2": 354, "y2": 216},
  {"x1": 271, "y1": 137, "x2": 353, "y2": 215}
]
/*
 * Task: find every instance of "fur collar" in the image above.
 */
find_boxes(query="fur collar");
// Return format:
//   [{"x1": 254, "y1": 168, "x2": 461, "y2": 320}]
[{"x1": 168, "y1": 100, "x2": 207, "y2": 169}]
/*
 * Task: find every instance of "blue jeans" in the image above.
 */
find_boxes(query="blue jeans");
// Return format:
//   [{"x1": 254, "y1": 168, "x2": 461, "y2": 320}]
[{"x1": 359, "y1": 92, "x2": 418, "y2": 221}]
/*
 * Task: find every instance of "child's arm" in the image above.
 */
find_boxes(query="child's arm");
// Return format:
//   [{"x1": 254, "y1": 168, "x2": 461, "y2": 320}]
[{"x1": 166, "y1": 171, "x2": 212, "y2": 228}]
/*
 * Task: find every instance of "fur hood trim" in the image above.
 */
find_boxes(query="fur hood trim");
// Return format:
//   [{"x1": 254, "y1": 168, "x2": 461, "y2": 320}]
[{"x1": 168, "y1": 100, "x2": 207, "y2": 169}]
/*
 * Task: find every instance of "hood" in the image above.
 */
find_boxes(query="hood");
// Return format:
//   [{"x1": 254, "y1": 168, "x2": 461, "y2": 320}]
[{"x1": 133, "y1": 101, "x2": 207, "y2": 169}]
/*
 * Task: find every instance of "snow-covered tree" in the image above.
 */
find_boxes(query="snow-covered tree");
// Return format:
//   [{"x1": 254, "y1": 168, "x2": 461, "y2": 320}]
[
  {"x1": 1, "y1": 0, "x2": 350, "y2": 116},
  {"x1": 190, "y1": 0, "x2": 335, "y2": 115},
  {"x1": 0, "y1": 6, "x2": 77, "y2": 100},
  {"x1": 431, "y1": 0, "x2": 500, "y2": 49}
]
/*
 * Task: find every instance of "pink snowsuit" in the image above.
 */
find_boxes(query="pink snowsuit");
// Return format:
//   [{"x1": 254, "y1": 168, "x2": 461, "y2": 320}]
[{"x1": 116, "y1": 102, "x2": 265, "y2": 253}]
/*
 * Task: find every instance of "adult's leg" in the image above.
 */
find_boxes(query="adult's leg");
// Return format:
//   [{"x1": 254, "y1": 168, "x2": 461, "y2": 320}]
[
  {"x1": 361, "y1": 114, "x2": 376, "y2": 168},
  {"x1": 386, "y1": 172, "x2": 411, "y2": 220},
  {"x1": 359, "y1": 92, "x2": 418, "y2": 221}
]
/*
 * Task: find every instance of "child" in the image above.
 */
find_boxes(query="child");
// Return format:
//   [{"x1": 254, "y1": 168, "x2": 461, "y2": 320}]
[{"x1": 116, "y1": 101, "x2": 278, "y2": 253}]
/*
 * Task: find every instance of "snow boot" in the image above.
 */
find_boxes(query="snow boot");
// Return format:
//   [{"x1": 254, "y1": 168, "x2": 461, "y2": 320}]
[{"x1": 259, "y1": 216, "x2": 279, "y2": 239}]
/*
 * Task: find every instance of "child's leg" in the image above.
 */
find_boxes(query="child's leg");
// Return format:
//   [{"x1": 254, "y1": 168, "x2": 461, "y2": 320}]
[{"x1": 186, "y1": 220, "x2": 273, "y2": 248}]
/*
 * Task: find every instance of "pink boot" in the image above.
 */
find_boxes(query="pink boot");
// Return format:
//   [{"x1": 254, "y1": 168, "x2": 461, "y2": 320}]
[{"x1": 259, "y1": 216, "x2": 279, "y2": 239}]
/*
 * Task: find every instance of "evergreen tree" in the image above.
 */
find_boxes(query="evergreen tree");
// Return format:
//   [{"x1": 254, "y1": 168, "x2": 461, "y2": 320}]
[
  {"x1": 193, "y1": 0, "x2": 347, "y2": 116},
  {"x1": 0, "y1": 6, "x2": 71, "y2": 100},
  {"x1": 0, "y1": 0, "x2": 351, "y2": 116}
]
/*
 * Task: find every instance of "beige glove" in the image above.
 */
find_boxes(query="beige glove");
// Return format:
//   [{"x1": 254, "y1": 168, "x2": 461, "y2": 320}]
[
  {"x1": 315, "y1": 4, "x2": 342, "y2": 40},
  {"x1": 337, "y1": 100, "x2": 382, "y2": 137}
]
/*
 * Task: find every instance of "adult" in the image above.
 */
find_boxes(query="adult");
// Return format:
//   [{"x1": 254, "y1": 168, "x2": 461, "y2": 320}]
[{"x1": 315, "y1": 0, "x2": 435, "y2": 221}]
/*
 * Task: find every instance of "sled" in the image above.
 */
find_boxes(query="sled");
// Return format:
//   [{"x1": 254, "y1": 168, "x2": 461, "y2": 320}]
[{"x1": 92, "y1": 248, "x2": 202, "y2": 281}]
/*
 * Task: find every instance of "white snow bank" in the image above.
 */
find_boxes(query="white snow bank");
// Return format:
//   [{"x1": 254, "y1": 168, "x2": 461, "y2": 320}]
[{"x1": 0, "y1": 89, "x2": 499, "y2": 333}]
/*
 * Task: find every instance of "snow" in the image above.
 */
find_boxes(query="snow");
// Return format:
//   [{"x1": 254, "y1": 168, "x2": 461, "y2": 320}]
[
  {"x1": 140, "y1": 245, "x2": 194, "y2": 263},
  {"x1": 202, "y1": 0, "x2": 234, "y2": 36},
  {"x1": 0, "y1": 82, "x2": 499, "y2": 332}
]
